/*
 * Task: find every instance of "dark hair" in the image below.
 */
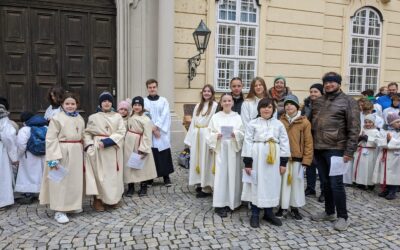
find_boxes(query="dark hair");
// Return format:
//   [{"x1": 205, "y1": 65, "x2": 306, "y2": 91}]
[
  {"x1": 196, "y1": 84, "x2": 216, "y2": 116},
  {"x1": 388, "y1": 82, "x2": 398, "y2": 89},
  {"x1": 146, "y1": 79, "x2": 158, "y2": 87},
  {"x1": 131, "y1": 107, "x2": 148, "y2": 116},
  {"x1": 47, "y1": 86, "x2": 65, "y2": 106},
  {"x1": 246, "y1": 77, "x2": 268, "y2": 100},
  {"x1": 257, "y1": 98, "x2": 276, "y2": 117},
  {"x1": 361, "y1": 89, "x2": 374, "y2": 97},
  {"x1": 62, "y1": 92, "x2": 80, "y2": 106},
  {"x1": 0, "y1": 96, "x2": 9, "y2": 110},
  {"x1": 391, "y1": 94, "x2": 400, "y2": 102},
  {"x1": 322, "y1": 72, "x2": 342, "y2": 84},
  {"x1": 230, "y1": 77, "x2": 242, "y2": 86}
]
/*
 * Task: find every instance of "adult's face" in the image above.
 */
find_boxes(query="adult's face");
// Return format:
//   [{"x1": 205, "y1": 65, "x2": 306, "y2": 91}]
[
  {"x1": 388, "y1": 85, "x2": 398, "y2": 96},
  {"x1": 230, "y1": 80, "x2": 243, "y2": 96},
  {"x1": 274, "y1": 79, "x2": 285, "y2": 92},
  {"x1": 324, "y1": 81, "x2": 340, "y2": 94},
  {"x1": 147, "y1": 82, "x2": 158, "y2": 96},
  {"x1": 309, "y1": 88, "x2": 322, "y2": 101}
]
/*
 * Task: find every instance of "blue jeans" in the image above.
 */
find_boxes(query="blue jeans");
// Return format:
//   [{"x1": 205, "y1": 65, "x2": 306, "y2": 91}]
[
  {"x1": 314, "y1": 149, "x2": 348, "y2": 220},
  {"x1": 251, "y1": 204, "x2": 273, "y2": 217},
  {"x1": 306, "y1": 157, "x2": 324, "y2": 194}
]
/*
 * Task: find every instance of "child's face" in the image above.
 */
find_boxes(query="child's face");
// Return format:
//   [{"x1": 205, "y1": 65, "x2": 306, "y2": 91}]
[
  {"x1": 132, "y1": 104, "x2": 143, "y2": 114},
  {"x1": 260, "y1": 104, "x2": 274, "y2": 119},
  {"x1": 101, "y1": 100, "x2": 112, "y2": 112},
  {"x1": 220, "y1": 95, "x2": 233, "y2": 111},
  {"x1": 284, "y1": 103, "x2": 298, "y2": 116},
  {"x1": 147, "y1": 82, "x2": 158, "y2": 96},
  {"x1": 62, "y1": 97, "x2": 77, "y2": 113},
  {"x1": 230, "y1": 80, "x2": 243, "y2": 96},
  {"x1": 364, "y1": 120, "x2": 375, "y2": 129},
  {"x1": 254, "y1": 81, "x2": 265, "y2": 96},
  {"x1": 392, "y1": 120, "x2": 400, "y2": 129},
  {"x1": 118, "y1": 108, "x2": 128, "y2": 117},
  {"x1": 393, "y1": 100, "x2": 399, "y2": 107},
  {"x1": 202, "y1": 87, "x2": 212, "y2": 101}
]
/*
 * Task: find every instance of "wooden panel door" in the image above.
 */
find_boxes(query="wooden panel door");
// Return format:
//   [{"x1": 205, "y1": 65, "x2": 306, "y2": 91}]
[{"x1": 0, "y1": 6, "x2": 30, "y2": 120}]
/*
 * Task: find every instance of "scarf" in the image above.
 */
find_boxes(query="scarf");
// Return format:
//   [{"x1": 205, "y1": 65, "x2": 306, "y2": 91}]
[
  {"x1": 285, "y1": 111, "x2": 301, "y2": 124},
  {"x1": 64, "y1": 110, "x2": 79, "y2": 117}
]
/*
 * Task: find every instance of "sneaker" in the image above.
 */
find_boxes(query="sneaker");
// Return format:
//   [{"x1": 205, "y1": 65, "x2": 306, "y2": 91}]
[
  {"x1": 125, "y1": 183, "x2": 135, "y2": 197},
  {"x1": 250, "y1": 215, "x2": 260, "y2": 228},
  {"x1": 215, "y1": 207, "x2": 227, "y2": 218},
  {"x1": 275, "y1": 207, "x2": 283, "y2": 218},
  {"x1": 147, "y1": 180, "x2": 154, "y2": 187},
  {"x1": 290, "y1": 208, "x2": 303, "y2": 221},
  {"x1": 311, "y1": 212, "x2": 336, "y2": 222},
  {"x1": 138, "y1": 186, "x2": 148, "y2": 197},
  {"x1": 333, "y1": 218, "x2": 349, "y2": 231},
  {"x1": 196, "y1": 191, "x2": 211, "y2": 198},
  {"x1": 318, "y1": 194, "x2": 325, "y2": 203},
  {"x1": 378, "y1": 190, "x2": 389, "y2": 197},
  {"x1": 164, "y1": 177, "x2": 172, "y2": 187},
  {"x1": 263, "y1": 214, "x2": 282, "y2": 226},
  {"x1": 385, "y1": 192, "x2": 397, "y2": 200},
  {"x1": 195, "y1": 186, "x2": 202, "y2": 193},
  {"x1": 54, "y1": 212, "x2": 69, "y2": 224},
  {"x1": 305, "y1": 188, "x2": 316, "y2": 196}
]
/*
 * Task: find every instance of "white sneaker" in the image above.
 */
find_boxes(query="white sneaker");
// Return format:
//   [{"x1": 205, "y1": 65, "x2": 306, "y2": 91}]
[{"x1": 54, "y1": 212, "x2": 69, "y2": 224}]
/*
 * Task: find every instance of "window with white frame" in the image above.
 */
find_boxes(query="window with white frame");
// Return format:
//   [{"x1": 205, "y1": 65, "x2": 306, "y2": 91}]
[
  {"x1": 348, "y1": 7, "x2": 382, "y2": 94},
  {"x1": 216, "y1": 0, "x2": 259, "y2": 91}
]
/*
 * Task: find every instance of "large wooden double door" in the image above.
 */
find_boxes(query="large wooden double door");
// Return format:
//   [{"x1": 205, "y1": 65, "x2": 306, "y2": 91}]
[{"x1": 0, "y1": 0, "x2": 116, "y2": 120}]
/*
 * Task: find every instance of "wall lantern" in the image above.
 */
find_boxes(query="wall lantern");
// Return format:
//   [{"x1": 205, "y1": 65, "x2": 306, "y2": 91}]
[{"x1": 187, "y1": 20, "x2": 211, "y2": 88}]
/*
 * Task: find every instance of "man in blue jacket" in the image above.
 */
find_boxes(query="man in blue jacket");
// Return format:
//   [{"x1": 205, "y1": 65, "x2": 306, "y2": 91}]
[{"x1": 376, "y1": 82, "x2": 399, "y2": 110}]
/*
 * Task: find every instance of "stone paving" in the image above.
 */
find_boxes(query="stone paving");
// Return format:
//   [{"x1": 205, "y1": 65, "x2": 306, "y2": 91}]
[{"x1": 1, "y1": 152, "x2": 400, "y2": 249}]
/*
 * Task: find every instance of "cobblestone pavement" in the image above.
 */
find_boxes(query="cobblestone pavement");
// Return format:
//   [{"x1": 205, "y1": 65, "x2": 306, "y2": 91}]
[{"x1": 1, "y1": 152, "x2": 400, "y2": 249}]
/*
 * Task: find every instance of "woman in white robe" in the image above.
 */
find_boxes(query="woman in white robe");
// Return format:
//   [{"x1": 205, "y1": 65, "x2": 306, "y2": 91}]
[
  {"x1": 242, "y1": 98, "x2": 290, "y2": 228},
  {"x1": 84, "y1": 92, "x2": 126, "y2": 211},
  {"x1": 124, "y1": 96, "x2": 157, "y2": 197},
  {"x1": 207, "y1": 93, "x2": 244, "y2": 217},
  {"x1": 39, "y1": 93, "x2": 85, "y2": 224},
  {"x1": 0, "y1": 103, "x2": 18, "y2": 209},
  {"x1": 184, "y1": 84, "x2": 218, "y2": 197},
  {"x1": 352, "y1": 114, "x2": 380, "y2": 187},
  {"x1": 15, "y1": 114, "x2": 47, "y2": 201},
  {"x1": 372, "y1": 112, "x2": 400, "y2": 200}
]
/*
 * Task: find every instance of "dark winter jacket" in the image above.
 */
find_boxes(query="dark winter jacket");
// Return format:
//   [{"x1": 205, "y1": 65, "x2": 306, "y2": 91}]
[{"x1": 311, "y1": 90, "x2": 360, "y2": 157}]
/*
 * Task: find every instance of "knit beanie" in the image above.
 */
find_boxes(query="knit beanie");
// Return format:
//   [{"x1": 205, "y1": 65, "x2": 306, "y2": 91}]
[
  {"x1": 310, "y1": 83, "x2": 324, "y2": 95},
  {"x1": 0, "y1": 97, "x2": 9, "y2": 110},
  {"x1": 364, "y1": 114, "x2": 376, "y2": 124},
  {"x1": 99, "y1": 91, "x2": 113, "y2": 106},
  {"x1": 132, "y1": 96, "x2": 144, "y2": 107},
  {"x1": 274, "y1": 75, "x2": 286, "y2": 87},
  {"x1": 117, "y1": 100, "x2": 131, "y2": 112},
  {"x1": 322, "y1": 74, "x2": 342, "y2": 85},
  {"x1": 20, "y1": 111, "x2": 34, "y2": 123},
  {"x1": 387, "y1": 112, "x2": 400, "y2": 125},
  {"x1": 284, "y1": 94, "x2": 300, "y2": 109}
]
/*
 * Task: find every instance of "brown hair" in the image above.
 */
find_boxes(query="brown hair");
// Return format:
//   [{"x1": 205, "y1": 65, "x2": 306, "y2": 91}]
[
  {"x1": 362, "y1": 101, "x2": 373, "y2": 111},
  {"x1": 391, "y1": 94, "x2": 400, "y2": 102},
  {"x1": 47, "y1": 86, "x2": 65, "y2": 106},
  {"x1": 146, "y1": 79, "x2": 158, "y2": 87},
  {"x1": 196, "y1": 84, "x2": 216, "y2": 116},
  {"x1": 246, "y1": 77, "x2": 267, "y2": 99},
  {"x1": 62, "y1": 91, "x2": 80, "y2": 106},
  {"x1": 388, "y1": 82, "x2": 398, "y2": 89},
  {"x1": 218, "y1": 93, "x2": 233, "y2": 112}
]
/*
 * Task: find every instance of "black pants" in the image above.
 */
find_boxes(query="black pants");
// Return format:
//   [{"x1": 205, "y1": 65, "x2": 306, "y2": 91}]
[
  {"x1": 314, "y1": 149, "x2": 348, "y2": 220},
  {"x1": 306, "y1": 157, "x2": 324, "y2": 194}
]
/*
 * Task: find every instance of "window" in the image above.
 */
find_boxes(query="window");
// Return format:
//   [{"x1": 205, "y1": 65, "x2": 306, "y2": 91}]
[
  {"x1": 216, "y1": 0, "x2": 259, "y2": 91},
  {"x1": 348, "y1": 8, "x2": 382, "y2": 94}
]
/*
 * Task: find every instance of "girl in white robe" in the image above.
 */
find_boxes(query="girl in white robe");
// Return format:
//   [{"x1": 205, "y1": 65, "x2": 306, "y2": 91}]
[
  {"x1": 117, "y1": 99, "x2": 131, "y2": 129},
  {"x1": 242, "y1": 98, "x2": 291, "y2": 228},
  {"x1": 207, "y1": 93, "x2": 244, "y2": 217},
  {"x1": 0, "y1": 102, "x2": 18, "y2": 209},
  {"x1": 84, "y1": 92, "x2": 126, "y2": 211},
  {"x1": 352, "y1": 114, "x2": 380, "y2": 187},
  {"x1": 372, "y1": 112, "x2": 400, "y2": 200},
  {"x1": 39, "y1": 93, "x2": 85, "y2": 223},
  {"x1": 44, "y1": 86, "x2": 64, "y2": 121},
  {"x1": 184, "y1": 84, "x2": 218, "y2": 197},
  {"x1": 15, "y1": 113, "x2": 46, "y2": 203}
]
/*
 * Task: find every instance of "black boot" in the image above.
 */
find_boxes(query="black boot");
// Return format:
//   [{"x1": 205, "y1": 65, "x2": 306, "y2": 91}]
[
  {"x1": 250, "y1": 215, "x2": 260, "y2": 228},
  {"x1": 378, "y1": 189, "x2": 389, "y2": 197},
  {"x1": 125, "y1": 183, "x2": 135, "y2": 197},
  {"x1": 138, "y1": 182, "x2": 148, "y2": 197},
  {"x1": 215, "y1": 207, "x2": 227, "y2": 218},
  {"x1": 263, "y1": 209, "x2": 282, "y2": 226},
  {"x1": 164, "y1": 176, "x2": 172, "y2": 187},
  {"x1": 290, "y1": 207, "x2": 303, "y2": 221},
  {"x1": 318, "y1": 193, "x2": 325, "y2": 203}
]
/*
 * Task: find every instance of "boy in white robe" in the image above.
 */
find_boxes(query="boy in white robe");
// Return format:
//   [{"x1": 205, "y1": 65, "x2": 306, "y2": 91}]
[
  {"x1": 242, "y1": 98, "x2": 290, "y2": 228},
  {"x1": 373, "y1": 112, "x2": 400, "y2": 200},
  {"x1": 352, "y1": 114, "x2": 379, "y2": 188},
  {"x1": 208, "y1": 93, "x2": 244, "y2": 218},
  {"x1": 0, "y1": 99, "x2": 18, "y2": 210}
]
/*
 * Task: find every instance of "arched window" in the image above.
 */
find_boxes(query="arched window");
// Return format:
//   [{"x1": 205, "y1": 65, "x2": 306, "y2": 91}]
[
  {"x1": 215, "y1": 0, "x2": 259, "y2": 91},
  {"x1": 348, "y1": 7, "x2": 382, "y2": 94}
]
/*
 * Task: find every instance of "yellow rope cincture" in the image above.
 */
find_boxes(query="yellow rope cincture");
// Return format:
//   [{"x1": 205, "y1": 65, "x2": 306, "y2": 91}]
[
  {"x1": 195, "y1": 124, "x2": 207, "y2": 175},
  {"x1": 287, "y1": 160, "x2": 293, "y2": 186},
  {"x1": 212, "y1": 151, "x2": 216, "y2": 175},
  {"x1": 266, "y1": 139, "x2": 276, "y2": 164}
]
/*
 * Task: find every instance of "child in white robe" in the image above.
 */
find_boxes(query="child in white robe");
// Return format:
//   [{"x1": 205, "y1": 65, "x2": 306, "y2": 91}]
[
  {"x1": 0, "y1": 99, "x2": 18, "y2": 210},
  {"x1": 39, "y1": 93, "x2": 85, "y2": 223},
  {"x1": 207, "y1": 93, "x2": 244, "y2": 218},
  {"x1": 373, "y1": 112, "x2": 400, "y2": 200},
  {"x1": 382, "y1": 95, "x2": 400, "y2": 126},
  {"x1": 44, "y1": 86, "x2": 64, "y2": 121},
  {"x1": 277, "y1": 95, "x2": 313, "y2": 221},
  {"x1": 117, "y1": 99, "x2": 131, "y2": 129},
  {"x1": 242, "y1": 98, "x2": 291, "y2": 228},
  {"x1": 352, "y1": 114, "x2": 379, "y2": 188},
  {"x1": 15, "y1": 112, "x2": 46, "y2": 204},
  {"x1": 184, "y1": 84, "x2": 218, "y2": 198}
]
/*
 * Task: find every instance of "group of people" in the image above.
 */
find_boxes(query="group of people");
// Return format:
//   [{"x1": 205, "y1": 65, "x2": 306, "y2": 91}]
[
  {"x1": 184, "y1": 72, "x2": 400, "y2": 231},
  {"x1": 0, "y1": 79, "x2": 175, "y2": 224}
]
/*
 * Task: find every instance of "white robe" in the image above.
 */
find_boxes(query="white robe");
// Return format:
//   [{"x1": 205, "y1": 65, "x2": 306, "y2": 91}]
[
  {"x1": 184, "y1": 101, "x2": 218, "y2": 187},
  {"x1": 15, "y1": 126, "x2": 45, "y2": 193},
  {"x1": 383, "y1": 107, "x2": 400, "y2": 125},
  {"x1": 372, "y1": 130, "x2": 400, "y2": 185},
  {"x1": 241, "y1": 117, "x2": 291, "y2": 208},
  {"x1": 207, "y1": 111, "x2": 244, "y2": 210},
  {"x1": 0, "y1": 117, "x2": 18, "y2": 208},
  {"x1": 352, "y1": 128, "x2": 379, "y2": 186},
  {"x1": 144, "y1": 96, "x2": 171, "y2": 151},
  {"x1": 44, "y1": 105, "x2": 61, "y2": 121},
  {"x1": 241, "y1": 97, "x2": 277, "y2": 130},
  {"x1": 360, "y1": 112, "x2": 384, "y2": 129}
]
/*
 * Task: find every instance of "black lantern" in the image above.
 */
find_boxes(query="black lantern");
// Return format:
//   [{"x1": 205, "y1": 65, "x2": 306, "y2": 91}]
[{"x1": 188, "y1": 20, "x2": 211, "y2": 88}]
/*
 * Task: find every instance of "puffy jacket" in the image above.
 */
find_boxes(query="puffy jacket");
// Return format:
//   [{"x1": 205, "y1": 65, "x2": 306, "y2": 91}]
[{"x1": 311, "y1": 90, "x2": 360, "y2": 157}]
